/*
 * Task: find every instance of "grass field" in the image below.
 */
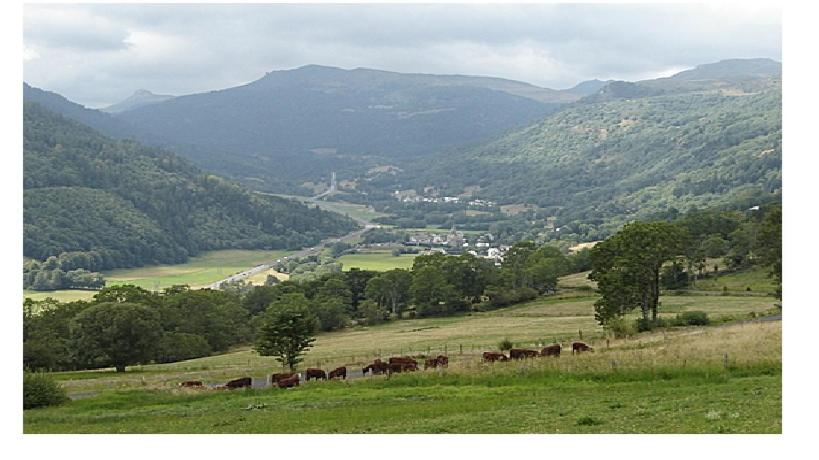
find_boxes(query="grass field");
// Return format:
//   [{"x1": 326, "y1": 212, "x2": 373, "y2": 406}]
[
  {"x1": 693, "y1": 266, "x2": 777, "y2": 294},
  {"x1": 23, "y1": 250, "x2": 290, "y2": 302},
  {"x1": 337, "y1": 250, "x2": 418, "y2": 271},
  {"x1": 270, "y1": 194, "x2": 388, "y2": 223},
  {"x1": 24, "y1": 321, "x2": 781, "y2": 433},
  {"x1": 39, "y1": 291, "x2": 778, "y2": 398}
]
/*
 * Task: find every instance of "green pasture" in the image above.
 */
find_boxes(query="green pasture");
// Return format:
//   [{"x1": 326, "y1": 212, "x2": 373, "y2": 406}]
[
  {"x1": 25, "y1": 321, "x2": 781, "y2": 433},
  {"x1": 23, "y1": 250, "x2": 290, "y2": 302},
  {"x1": 337, "y1": 251, "x2": 418, "y2": 271}
]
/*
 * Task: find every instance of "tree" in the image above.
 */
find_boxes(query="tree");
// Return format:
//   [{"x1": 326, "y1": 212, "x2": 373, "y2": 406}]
[
  {"x1": 756, "y1": 206, "x2": 782, "y2": 299},
  {"x1": 254, "y1": 293, "x2": 318, "y2": 371},
  {"x1": 365, "y1": 269, "x2": 412, "y2": 316},
  {"x1": 589, "y1": 221, "x2": 689, "y2": 324},
  {"x1": 70, "y1": 302, "x2": 162, "y2": 372},
  {"x1": 411, "y1": 265, "x2": 458, "y2": 316}
]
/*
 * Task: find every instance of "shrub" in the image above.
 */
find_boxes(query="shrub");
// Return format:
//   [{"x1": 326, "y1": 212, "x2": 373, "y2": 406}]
[
  {"x1": 635, "y1": 317, "x2": 669, "y2": 332},
  {"x1": 498, "y1": 338, "x2": 514, "y2": 351},
  {"x1": 674, "y1": 311, "x2": 710, "y2": 326},
  {"x1": 604, "y1": 316, "x2": 637, "y2": 338},
  {"x1": 576, "y1": 416, "x2": 603, "y2": 426},
  {"x1": 24, "y1": 372, "x2": 69, "y2": 409}
]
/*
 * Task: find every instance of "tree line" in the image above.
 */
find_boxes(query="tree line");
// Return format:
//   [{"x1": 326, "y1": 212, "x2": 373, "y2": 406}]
[{"x1": 24, "y1": 241, "x2": 590, "y2": 372}]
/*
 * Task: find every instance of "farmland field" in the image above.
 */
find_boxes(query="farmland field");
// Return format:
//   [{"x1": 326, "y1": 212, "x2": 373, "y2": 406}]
[
  {"x1": 24, "y1": 320, "x2": 781, "y2": 433},
  {"x1": 23, "y1": 249, "x2": 290, "y2": 302},
  {"x1": 337, "y1": 250, "x2": 418, "y2": 271}
]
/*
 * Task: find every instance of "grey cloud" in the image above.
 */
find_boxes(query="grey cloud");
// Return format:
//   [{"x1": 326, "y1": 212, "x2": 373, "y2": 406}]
[{"x1": 23, "y1": 3, "x2": 781, "y2": 107}]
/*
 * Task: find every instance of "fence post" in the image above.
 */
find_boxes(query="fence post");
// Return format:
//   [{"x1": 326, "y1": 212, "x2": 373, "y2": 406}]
[
  {"x1": 459, "y1": 344, "x2": 463, "y2": 355},
  {"x1": 579, "y1": 330, "x2": 583, "y2": 340},
  {"x1": 723, "y1": 353, "x2": 729, "y2": 369},
  {"x1": 444, "y1": 344, "x2": 448, "y2": 355},
  {"x1": 606, "y1": 338, "x2": 610, "y2": 350}
]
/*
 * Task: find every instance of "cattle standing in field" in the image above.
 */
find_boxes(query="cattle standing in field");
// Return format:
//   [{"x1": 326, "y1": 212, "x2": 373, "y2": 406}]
[
  {"x1": 482, "y1": 351, "x2": 508, "y2": 363},
  {"x1": 363, "y1": 360, "x2": 388, "y2": 375},
  {"x1": 388, "y1": 362, "x2": 418, "y2": 374},
  {"x1": 277, "y1": 373, "x2": 300, "y2": 389},
  {"x1": 389, "y1": 356, "x2": 418, "y2": 367},
  {"x1": 179, "y1": 380, "x2": 203, "y2": 387},
  {"x1": 305, "y1": 368, "x2": 327, "y2": 381},
  {"x1": 509, "y1": 348, "x2": 539, "y2": 360},
  {"x1": 328, "y1": 366, "x2": 347, "y2": 380},
  {"x1": 225, "y1": 377, "x2": 252, "y2": 389},
  {"x1": 425, "y1": 355, "x2": 449, "y2": 369},
  {"x1": 270, "y1": 372, "x2": 296, "y2": 384},
  {"x1": 540, "y1": 344, "x2": 561, "y2": 357},
  {"x1": 572, "y1": 342, "x2": 594, "y2": 354}
]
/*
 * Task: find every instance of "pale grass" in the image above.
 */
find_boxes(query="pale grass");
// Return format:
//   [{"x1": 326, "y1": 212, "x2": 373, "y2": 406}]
[{"x1": 53, "y1": 293, "x2": 778, "y2": 394}]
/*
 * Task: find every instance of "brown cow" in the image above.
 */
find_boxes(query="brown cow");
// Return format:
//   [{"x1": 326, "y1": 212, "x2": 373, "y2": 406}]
[
  {"x1": 363, "y1": 360, "x2": 388, "y2": 375},
  {"x1": 328, "y1": 366, "x2": 347, "y2": 380},
  {"x1": 277, "y1": 373, "x2": 300, "y2": 388},
  {"x1": 509, "y1": 348, "x2": 539, "y2": 360},
  {"x1": 305, "y1": 368, "x2": 327, "y2": 381},
  {"x1": 388, "y1": 362, "x2": 418, "y2": 374},
  {"x1": 572, "y1": 342, "x2": 594, "y2": 354},
  {"x1": 389, "y1": 356, "x2": 418, "y2": 366},
  {"x1": 482, "y1": 351, "x2": 508, "y2": 363},
  {"x1": 425, "y1": 355, "x2": 449, "y2": 369},
  {"x1": 179, "y1": 380, "x2": 203, "y2": 387},
  {"x1": 225, "y1": 377, "x2": 252, "y2": 389},
  {"x1": 270, "y1": 372, "x2": 296, "y2": 384},
  {"x1": 540, "y1": 344, "x2": 562, "y2": 357}
]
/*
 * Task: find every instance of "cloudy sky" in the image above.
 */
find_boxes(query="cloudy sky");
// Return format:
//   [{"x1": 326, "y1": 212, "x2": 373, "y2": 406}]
[{"x1": 23, "y1": 2, "x2": 782, "y2": 108}]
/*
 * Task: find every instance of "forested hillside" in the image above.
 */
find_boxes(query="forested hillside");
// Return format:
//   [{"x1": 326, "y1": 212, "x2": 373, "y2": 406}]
[
  {"x1": 23, "y1": 103, "x2": 357, "y2": 288},
  {"x1": 395, "y1": 61, "x2": 781, "y2": 236}
]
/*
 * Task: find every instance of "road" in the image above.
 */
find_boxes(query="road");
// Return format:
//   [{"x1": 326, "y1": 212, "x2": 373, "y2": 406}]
[{"x1": 205, "y1": 196, "x2": 378, "y2": 289}]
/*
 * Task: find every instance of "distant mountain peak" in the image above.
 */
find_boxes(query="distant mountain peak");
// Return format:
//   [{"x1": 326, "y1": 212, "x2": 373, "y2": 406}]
[
  {"x1": 670, "y1": 58, "x2": 781, "y2": 82},
  {"x1": 103, "y1": 89, "x2": 175, "y2": 114}
]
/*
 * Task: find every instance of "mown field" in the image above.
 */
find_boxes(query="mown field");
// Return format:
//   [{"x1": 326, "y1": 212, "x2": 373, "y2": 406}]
[
  {"x1": 23, "y1": 249, "x2": 290, "y2": 302},
  {"x1": 25, "y1": 321, "x2": 781, "y2": 433},
  {"x1": 337, "y1": 250, "x2": 418, "y2": 271}
]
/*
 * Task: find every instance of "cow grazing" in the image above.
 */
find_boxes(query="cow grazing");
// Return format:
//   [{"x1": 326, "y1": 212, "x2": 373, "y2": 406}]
[
  {"x1": 482, "y1": 351, "x2": 508, "y2": 363},
  {"x1": 270, "y1": 372, "x2": 296, "y2": 384},
  {"x1": 388, "y1": 362, "x2": 418, "y2": 374},
  {"x1": 225, "y1": 377, "x2": 252, "y2": 389},
  {"x1": 436, "y1": 355, "x2": 449, "y2": 367},
  {"x1": 277, "y1": 373, "x2": 300, "y2": 389},
  {"x1": 509, "y1": 348, "x2": 539, "y2": 360},
  {"x1": 328, "y1": 366, "x2": 347, "y2": 380},
  {"x1": 540, "y1": 344, "x2": 562, "y2": 357},
  {"x1": 179, "y1": 380, "x2": 203, "y2": 387},
  {"x1": 572, "y1": 342, "x2": 594, "y2": 354},
  {"x1": 305, "y1": 368, "x2": 327, "y2": 381}
]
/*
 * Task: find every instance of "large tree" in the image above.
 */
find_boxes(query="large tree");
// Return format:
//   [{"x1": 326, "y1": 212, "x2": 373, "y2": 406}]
[
  {"x1": 254, "y1": 293, "x2": 318, "y2": 371},
  {"x1": 589, "y1": 221, "x2": 689, "y2": 324},
  {"x1": 69, "y1": 302, "x2": 162, "y2": 372},
  {"x1": 756, "y1": 206, "x2": 782, "y2": 299}
]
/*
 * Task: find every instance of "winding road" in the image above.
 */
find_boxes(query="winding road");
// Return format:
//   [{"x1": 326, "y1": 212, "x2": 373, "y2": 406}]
[{"x1": 205, "y1": 195, "x2": 378, "y2": 289}]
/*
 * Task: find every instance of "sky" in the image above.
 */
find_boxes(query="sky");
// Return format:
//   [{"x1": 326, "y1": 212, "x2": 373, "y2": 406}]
[{"x1": 23, "y1": 2, "x2": 782, "y2": 108}]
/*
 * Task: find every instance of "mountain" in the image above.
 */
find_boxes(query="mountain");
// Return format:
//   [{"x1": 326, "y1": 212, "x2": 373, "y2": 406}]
[
  {"x1": 668, "y1": 58, "x2": 781, "y2": 82},
  {"x1": 102, "y1": 89, "x2": 175, "y2": 114},
  {"x1": 23, "y1": 102, "x2": 357, "y2": 271},
  {"x1": 101, "y1": 65, "x2": 583, "y2": 187},
  {"x1": 391, "y1": 59, "x2": 781, "y2": 236},
  {"x1": 563, "y1": 79, "x2": 614, "y2": 97},
  {"x1": 23, "y1": 83, "x2": 140, "y2": 140}
]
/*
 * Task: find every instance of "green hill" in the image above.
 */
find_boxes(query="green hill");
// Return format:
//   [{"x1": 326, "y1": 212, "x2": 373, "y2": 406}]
[
  {"x1": 23, "y1": 102, "x2": 358, "y2": 273},
  {"x1": 395, "y1": 61, "x2": 781, "y2": 236}
]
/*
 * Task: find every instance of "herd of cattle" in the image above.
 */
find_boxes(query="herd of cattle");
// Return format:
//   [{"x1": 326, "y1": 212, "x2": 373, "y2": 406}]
[{"x1": 178, "y1": 341, "x2": 594, "y2": 391}]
